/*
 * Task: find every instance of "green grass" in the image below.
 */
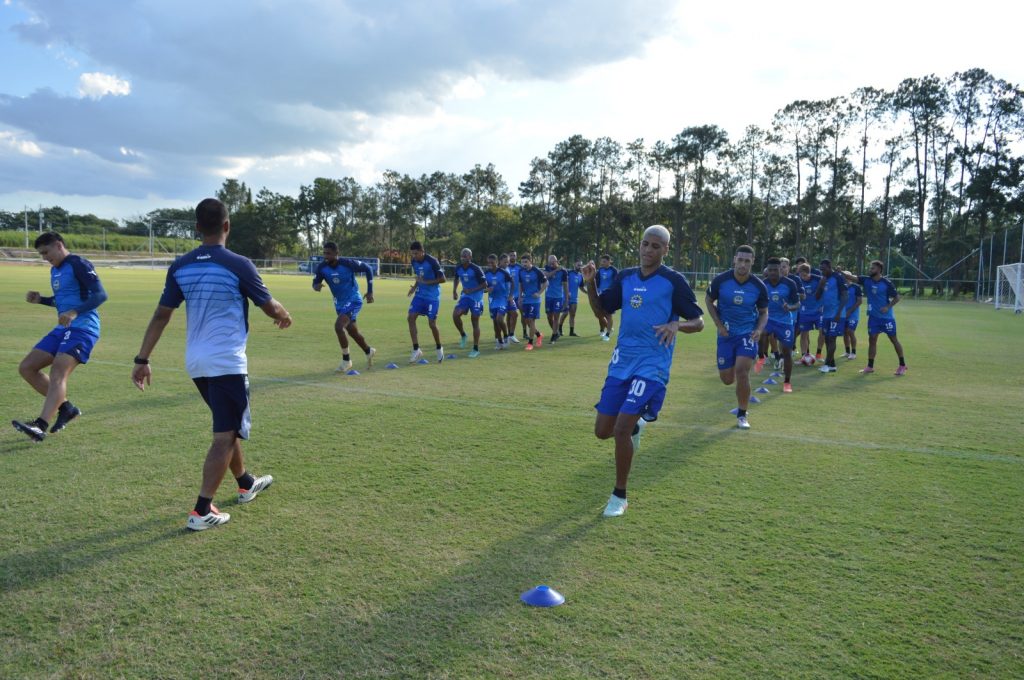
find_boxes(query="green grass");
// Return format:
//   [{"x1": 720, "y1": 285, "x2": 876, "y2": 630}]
[{"x1": 1, "y1": 265, "x2": 1022, "y2": 679}]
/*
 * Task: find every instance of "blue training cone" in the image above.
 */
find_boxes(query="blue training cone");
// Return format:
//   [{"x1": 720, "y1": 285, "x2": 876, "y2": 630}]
[
  {"x1": 417, "y1": 358, "x2": 430, "y2": 365},
  {"x1": 446, "y1": 353, "x2": 457, "y2": 360},
  {"x1": 763, "y1": 378, "x2": 778, "y2": 385},
  {"x1": 385, "y1": 363, "x2": 399, "y2": 369},
  {"x1": 520, "y1": 585, "x2": 565, "y2": 607},
  {"x1": 750, "y1": 396, "x2": 762, "y2": 404},
  {"x1": 730, "y1": 407, "x2": 740, "y2": 415},
  {"x1": 346, "y1": 370, "x2": 360, "y2": 376},
  {"x1": 755, "y1": 387, "x2": 770, "y2": 394},
  {"x1": 770, "y1": 371, "x2": 783, "y2": 377}
]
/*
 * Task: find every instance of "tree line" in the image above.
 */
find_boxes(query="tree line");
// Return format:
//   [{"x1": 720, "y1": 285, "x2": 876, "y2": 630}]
[{"x1": 3, "y1": 68, "x2": 1021, "y2": 293}]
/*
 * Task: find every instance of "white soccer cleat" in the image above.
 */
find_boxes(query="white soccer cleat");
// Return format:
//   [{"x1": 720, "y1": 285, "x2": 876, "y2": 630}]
[
  {"x1": 508, "y1": 335, "x2": 520, "y2": 344},
  {"x1": 602, "y1": 494, "x2": 628, "y2": 517},
  {"x1": 737, "y1": 415, "x2": 750, "y2": 430},
  {"x1": 238, "y1": 474, "x2": 273, "y2": 504},
  {"x1": 366, "y1": 347, "x2": 376, "y2": 367},
  {"x1": 409, "y1": 348, "x2": 424, "y2": 364},
  {"x1": 336, "y1": 359, "x2": 354, "y2": 373},
  {"x1": 819, "y1": 365, "x2": 836, "y2": 373},
  {"x1": 187, "y1": 505, "x2": 230, "y2": 531},
  {"x1": 495, "y1": 340, "x2": 502, "y2": 351},
  {"x1": 437, "y1": 347, "x2": 445, "y2": 363},
  {"x1": 631, "y1": 418, "x2": 647, "y2": 453},
  {"x1": 846, "y1": 352, "x2": 856, "y2": 360}
]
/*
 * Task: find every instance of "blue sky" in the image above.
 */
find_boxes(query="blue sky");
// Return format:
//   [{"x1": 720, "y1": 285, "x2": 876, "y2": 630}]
[{"x1": 1, "y1": 0, "x2": 1020, "y2": 220}]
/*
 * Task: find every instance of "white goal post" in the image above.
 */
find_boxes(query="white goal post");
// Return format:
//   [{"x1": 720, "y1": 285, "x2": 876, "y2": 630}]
[{"x1": 994, "y1": 263, "x2": 1024, "y2": 313}]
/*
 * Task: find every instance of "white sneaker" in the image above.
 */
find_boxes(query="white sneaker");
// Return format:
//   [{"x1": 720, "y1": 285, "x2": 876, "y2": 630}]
[
  {"x1": 366, "y1": 347, "x2": 376, "y2": 367},
  {"x1": 847, "y1": 352, "x2": 856, "y2": 360},
  {"x1": 737, "y1": 415, "x2": 750, "y2": 430},
  {"x1": 601, "y1": 333, "x2": 611, "y2": 342},
  {"x1": 495, "y1": 340, "x2": 502, "y2": 350},
  {"x1": 409, "y1": 348, "x2": 423, "y2": 364},
  {"x1": 631, "y1": 418, "x2": 647, "y2": 452},
  {"x1": 437, "y1": 347, "x2": 445, "y2": 363},
  {"x1": 602, "y1": 494, "x2": 628, "y2": 517},
  {"x1": 238, "y1": 474, "x2": 273, "y2": 504},
  {"x1": 508, "y1": 335, "x2": 520, "y2": 344},
  {"x1": 336, "y1": 359, "x2": 353, "y2": 373},
  {"x1": 819, "y1": 365, "x2": 836, "y2": 373},
  {"x1": 187, "y1": 505, "x2": 230, "y2": 531}
]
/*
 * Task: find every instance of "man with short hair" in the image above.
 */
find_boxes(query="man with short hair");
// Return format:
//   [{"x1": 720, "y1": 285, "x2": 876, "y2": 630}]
[
  {"x1": 407, "y1": 241, "x2": 447, "y2": 363},
  {"x1": 595, "y1": 255, "x2": 618, "y2": 341},
  {"x1": 13, "y1": 232, "x2": 108, "y2": 442},
  {"x1": 131, "y1": 198, "x2": 292, "y2": 531},
  {"x1": 842, "y1": 273, "x2": 862, "y2": 359},
  {"x1": 559, "y1": 261, "x2": 586, "y2": 336},
  {"x1": 795, "y1": 263, "x2": 823, "y2": 365},
  {"x1": 706, "y1": 245, "x2": 769, "y2": 429},
  {"x1": 814, "y1": 259, "x2": 848, "y2": 373},
  {"x1": 543, "y1": 254, "x2": 570, "y2": 342},
  {"x1": 485, "y1": 254, "x2": 513, "y2": 349},
  {"x1": 312, "y1": 242, "x2": 376, "y2": 372},
  {"x1": 502, "y1": 252, "x2": 521, "y2": 344},
  {"x1": 843, "y1": 260, "x2": 908, "y2": 375},
  {"x1": 516, "y1": 253, "x2": 547, "y2": 350},
  {"x1": 452, "y1": 248, "x2": 487, "y2": 357},
  {"x1": 583, "y1": 225, "x2": 704, "y2": 517},
  {"x1": 760, "y1": 257, "x2": 800, "y2": 392}
]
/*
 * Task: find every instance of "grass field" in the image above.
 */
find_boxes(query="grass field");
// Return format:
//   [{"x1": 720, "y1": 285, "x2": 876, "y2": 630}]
[{"x1": 1, "y1": 264, "x2": 1022, "y2": 679}]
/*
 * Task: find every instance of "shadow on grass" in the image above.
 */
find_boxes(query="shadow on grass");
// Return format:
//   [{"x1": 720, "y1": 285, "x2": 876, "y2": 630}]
[
  {"x1": 0, "y1": 517, "x2": 183, "y2": 592},
  {"x1": 281, "y1": 426, "x2": 732, "y2": 676}
]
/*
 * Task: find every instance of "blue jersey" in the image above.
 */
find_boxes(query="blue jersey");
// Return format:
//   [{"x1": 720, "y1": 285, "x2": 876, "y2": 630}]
[
  {"x1": 845, "y1": 283, "x2": 863, "y2": 318},
  {"x1": 858, "y1": 275, "x2": 898, "y2": 319},
  {"x1": 313, "y1": 258, "x2": 373, "y2": 307},
  {"x1": 44, "y1": 254, "x2": 106, "y2": 336},
  {"x1": 763, "y1": 277, "x2": 799, "y2": 324},
  {"x1": 455, "y1": 262, "x2": 487, "y2": 303},
  {"x1": 708, "y1": 271, "x2": 769, "y2": 336},
  {"x1": 518, "y1": 266, "x2": 546, "y2": 304},
  {"x1": 597, "y1": 265, "x2": 618, "y2": 294},
  {"x1": 159, "y1": 244, "x2": 273, "y2": 379},
  {"x1": 798, "y1": 275, "x2": 823, "y2": 315},
  {"x1": 817, "y1": 271, "x2": 848, "y2": 318},
  {"x1": 544, "y1": 266, "x2": 569, "y2": 300},
  {"x1": 485, "y1": 268, "x2": 512, "y2": 303},
  {"x1": 507, "y1": 263, "x2": 522, "y2": 297},
  {"x1": 599, "y1": 266, "x2": 703, "y2": 385},
  {"x1": 568, "y1": 270, "x2": 584, "y2": 304},
  {"x1": 411, "y1": 254, "x2": 444, "y2": 303}
]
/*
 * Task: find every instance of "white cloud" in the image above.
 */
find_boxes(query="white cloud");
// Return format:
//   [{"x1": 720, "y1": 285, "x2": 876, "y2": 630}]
[
  {"x1": 77, "y1": 72, "x2": 130, "y2": 99},
  {"x1": 0, "y1": 131, "x2": 44, "y2": 157}
]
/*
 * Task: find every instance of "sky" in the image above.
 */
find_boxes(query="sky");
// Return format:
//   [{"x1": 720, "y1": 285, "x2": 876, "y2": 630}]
[{"x1": 1, "y1": 0, "x2": 1021, "y2": 221}]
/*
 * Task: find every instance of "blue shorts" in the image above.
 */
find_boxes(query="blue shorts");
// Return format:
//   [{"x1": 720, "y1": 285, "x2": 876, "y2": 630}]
[
  {"x1": 193, "y1": 374, "x2": 251, "y2": 439},
  {"x1": 823, "y1": 317, "x2": 845, "y2": 338},
  {"x1": 34, "y1": 326, "x2": 98, "y2": 364},
  {"x1": 506, "y1": 298, "x2": 519, "y2": 312},
  {"x1": 489, "y1": 303, "x2": 507, "y2": 319},
  {"x1": 335, "y1": 299, "x2": 362, "y2": 321},
  {"x1": 717, "y1": 333, "x2": 758, "y2": 370},
  {"x1": 521, "y1": 302, "x2": 540, "y2": 319},
  {"x1": 545, "y1": 298, "x2": 564, "y2": 314},
  {"x1": 868, "y1": 316, "x2": 897, "y2": 337},
  {"x1": 765, "y1": 320, "x2": 795, "y2": 348},
  {"x1": 798, "y1": 314, "x2": 822, "y2": 332},
  {"x1": 455, "y1": 295, "x2": 484, "y2": 316},
  {"x1": 408, "y1": 297, "x2": 440, "y2": 320},
  {"x1": 595, "y1": 375, "x2": 667, "y2": 422},
  {"x1": 845, "y1": 315, "x2": 860, "y2": 332}
]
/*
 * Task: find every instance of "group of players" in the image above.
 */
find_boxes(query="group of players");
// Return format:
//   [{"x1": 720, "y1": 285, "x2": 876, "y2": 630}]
[{"x1": 10, "y1": 198, "x2": 909, "y2": 524}]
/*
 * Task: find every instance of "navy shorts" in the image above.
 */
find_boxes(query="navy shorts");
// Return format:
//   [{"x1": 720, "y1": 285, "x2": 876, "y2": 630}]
[
  {"x1": 798, "y1": 314, "x2": 822, "y2": 332},
  {"x1": 193, "y1": 374, "x2": 251, "y2": 439},
  {"x1": 545, "y1": 298, "x2": 565, "y2": 314},
  {"x1": 408, "y1": 297, "x2": 439, "y2": 320},
  {"x1": 521, "y1": 302, "x2": 540, "y2": 319},
  {"x1": 335, "y1": 299, "x2": 362, "y2": 321},
  {"x1": 717, "y1": 333, "x2": 758, "y2": 370},
  {"x1": 823, "y1": 317, "x2": 845, "y2": 338},
  {"x1": 34, "y1": 326, "x2": 98, "y2": 364},
  {"x1": 595, "y1": 375, "x2": 667, "y2": 422},
  {"x1": 454, "y1": 295, "x2": 484, "y2": 316},
  {"x1": 868, "y1": 316, "x2": 897, "y2": 337},
  {"x1": 765, "y1": 320, "x2": 795, "y2": 349}
]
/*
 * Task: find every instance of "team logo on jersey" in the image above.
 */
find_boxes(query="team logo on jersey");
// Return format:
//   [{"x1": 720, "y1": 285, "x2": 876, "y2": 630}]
[
  {"x1": 630, "y1": 294, "x2": 643, "y2": 309},
  {"x1": 733, "y1": 294, "x2": 744, "y2": 305},
  {"x1": 771, "y1": 293, "x2": 779, "y2": 302},
  {"x1": 718, "y1": 356, "x2": 725, "y2": 365},
  {"x1": 52, "y1": 276, "x2": 60, "y2": 290},
  {"x1": 332, "y1": 277, "x2": 340, "y2": 284}
]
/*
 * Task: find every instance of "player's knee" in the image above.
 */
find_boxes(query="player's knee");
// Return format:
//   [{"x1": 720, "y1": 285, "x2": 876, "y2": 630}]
[{"x1": 719, "y1": 372, "x2": 734, "y2": 385}]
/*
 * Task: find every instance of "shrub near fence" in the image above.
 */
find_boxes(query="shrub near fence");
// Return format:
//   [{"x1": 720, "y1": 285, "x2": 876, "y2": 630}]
[{"x1": 0, "y1": 230, "x2": 195, "y2": 254}]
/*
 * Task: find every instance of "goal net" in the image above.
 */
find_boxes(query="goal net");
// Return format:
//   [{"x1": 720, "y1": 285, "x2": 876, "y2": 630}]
[{"x1": 995, "y1": 263, "x2": 1024, "y2": 313}]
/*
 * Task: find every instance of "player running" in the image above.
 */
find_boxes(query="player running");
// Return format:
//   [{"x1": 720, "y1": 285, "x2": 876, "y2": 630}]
[
  {"x1": 814, "y1": 259, "x2": 848, "y2": 374},
  {"x1": 407, "y1": 241, "x2": 447, "y2": 363},
  {"x1": 543, "y1": 255, "x2": 570, "y2": 342},
  {"x1": 485, "y1": 254, "x2": 513, "y2": 349},
  {"x1": 842, "y1": 260, "x2": 908, "y2": 375},
  {"x1": 559, "y1": 260, "x2": 586, "y2": 337},
  {"x1": 795, "y1": 263, "x2": 823, "y2": 365},
  {"x1": 516, "y1": 253, "x2": 547, "y2": 350},
  {"x1": 452, "y1": 248, "x2": 487, "y2": 358},
  {"x1": 842, "y1": 273, "x2": 862, "y2": 359},
  {"x1": 595, "y1": 254, "x2": 618, "y2": 341},
  {"x1": 760, "y1": 257, "x2": 800, "y2": 392},
  {"x1": 501, "y1": 253, "x2": 521, "y2": 344},
  {"x1": 312, "y1": 242, "x2": 376, "y2": 372}
]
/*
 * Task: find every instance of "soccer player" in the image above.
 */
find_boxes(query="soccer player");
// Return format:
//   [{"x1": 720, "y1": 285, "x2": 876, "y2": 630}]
[
  {"x1": 543, "y1": 254, "x2": 570, "y2": 342},
  {"x1": 452, "y1": 248, "x2": 487, "y2": 357},
  {"x1": 312, "y1": 242, "x2": 376, "y2": 372},
  {"x1": 760, "y1": 258, "x2": 801, "y2": 392},
  {"x1": 842, "y1": 272, "x2": 862, "y2": 359},
  {"x1": 131, "y1": 198, "x2": 292, "y2": 531},
  {"x1": 706, "y1": 245, "x2": 769, "y2": 429},
  {"x1": 516, "y1": 253, "x2": 547, "y2": 350},
  {"x1": 595, "y1": 254, "x2": 618, "y2": 341},
  {"x1": 13, "y1": 232, "x2": 108, "y2": 442},
  {"x1": 814, "y1": 259, "x2": 848, "y2": 373},
  {"x1": 559, "y1": 260, "x2": 586, "y2": 336},
  {"x1": 795, "y1": 263, "x2": 823, "y2": 365},
  {"x1": 583, "y1": 225, "x2": 704, "y2": 517},
  {"x1": 407, "y1": 241, "x2": 447, "y2": 363},
  {"x1": 842, "y1": 260, "x2": 908, "y2": 375},
  {"x1": 502, "y1": 252, "x2": 521, "y2": 344},
  {"x1": 485, "y1": 254, "x2": 513, "y2": 349}
]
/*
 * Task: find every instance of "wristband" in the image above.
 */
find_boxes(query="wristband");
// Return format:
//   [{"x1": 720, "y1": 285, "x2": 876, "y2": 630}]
[{"x1": 133, "y1": 356, "x2": 149, "y2": 365}]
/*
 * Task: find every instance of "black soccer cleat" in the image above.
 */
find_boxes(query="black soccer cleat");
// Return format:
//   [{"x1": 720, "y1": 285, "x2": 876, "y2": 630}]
[
  {"x1": 50, "y1": 404, "x2": 82, "y2": 434},
  {"x1": 12, "y1": 419, "x2": 46, "y2": 443}
]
